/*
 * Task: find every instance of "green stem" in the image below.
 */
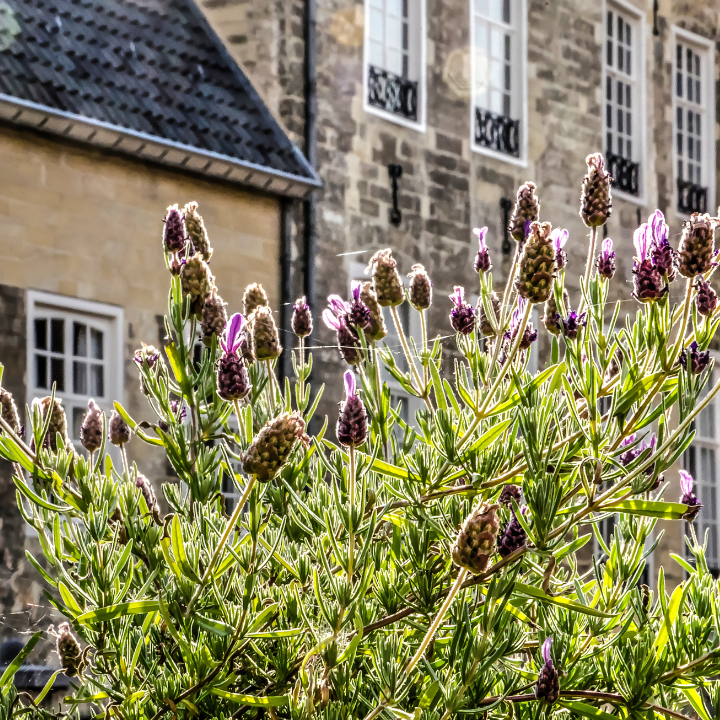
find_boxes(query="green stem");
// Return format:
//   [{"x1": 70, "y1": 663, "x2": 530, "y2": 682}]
[
  {"x1": 233, "y1": 399, "x2": 245, "y2": 443},
  {"x1": 420, "y1": 309, "x2": 429, "y2": 390},
  {"x1": 578, "y1": 225, "x2": 598, "y2": 314},
  {"x1": 389, "y1": 304, "x2": 431, "y2": 410},
  {"x1": 347, "y1": 445, "x2": 356, "y2": 583}
]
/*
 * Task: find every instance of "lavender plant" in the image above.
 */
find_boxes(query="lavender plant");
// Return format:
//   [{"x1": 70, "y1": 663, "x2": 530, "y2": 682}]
[{"x1": 3, "y1": 156, "x2": 720, "y2": 720}]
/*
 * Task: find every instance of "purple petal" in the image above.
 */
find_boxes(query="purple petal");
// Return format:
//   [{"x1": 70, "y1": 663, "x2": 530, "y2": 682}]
[
  {"x1": 328, "y1": 295, "x2": 349, "y2": 315},
  {"x1": 344, "y1": 370, "x2": 356, "y2": 399},
  {"x1": 523, "y1": 219, "x2": 532, "y2": 240},
  {"x1": 449, "y1": 286, "x2": 465, "y2": 307},
  {"x1": 633, "y1": 224, "x2": 651, "y2": 261},
  {"x1": 224, "y1": 313, "x2": 246, "y2": 354},
  {"x1": 542, "y1": 637, "x2": 553, "y2": 665},
  {"x1": 351, "y1": 281, "x2": 362, "y2": 303},
  {"x1": 550, "y1": 228, "x2": 568, "y2": 251},
  {"x1": 322, "y1": 308, "x2": 341, "y2": 331},
  {"x1": 602, "y1": 237, "x2": 614, "y2": 254},
  {"x1": 679, "y1": 470, "x2": 694, "y2": 496},
  {"x1": 473, "y1": 227, "x2": 488, "y2": 252},
  {"x1": 650, "y1": 210, "x2": 668, "y2": 244}
]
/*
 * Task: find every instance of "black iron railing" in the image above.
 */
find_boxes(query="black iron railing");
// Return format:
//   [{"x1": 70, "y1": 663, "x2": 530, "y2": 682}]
[
  {"x1": 677, "y1": 179, "x2": 708, "y2": 215},
  {"x1": 367, "y1": 65, "x2": 418, "y2": 122},
  {"x1": 606, "y1": 151, "x2": 640, "y2": 196},
  {"x1": 474, "y1": 108, "x2": 520, "y2": 158}
]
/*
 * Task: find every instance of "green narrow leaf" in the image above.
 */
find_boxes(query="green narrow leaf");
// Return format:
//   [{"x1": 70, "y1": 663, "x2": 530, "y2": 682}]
[
  {"x1": 559, "y1": 700, "x2": 617, "y2": 720},
  {"x1": 670, "y1": 553, "x2": 696, "y2": 576},
  {"x1": 34, "y1": 670, "x2": 62, "y2": 705},
  {"x1": 681, "y1": 687, "x2": 711, "y2": 720},
  {"x1": 428, "y1": 359, "x2": 447, "y2": 411},
  {"x1": 246, "y1": 628, "x2": 303, "y2": 639},
  {"x1": 58, "y1": 582, "x2": 84, "y2": 616},
  {"x1": 76, "y1": 600, "x2": 160, "y2": 625},
  {"x1": 209, "y1": 688, "x2": 289, "y2": 707},
  {"x1": 654, "y1": 581, "x2": 685, "y2": 656},
  {"x1": 0, "y1": 632, "x2": 41, "y2": 690},
  {"x1": 14, "y1": 476, "x2": 71, "y2": 512},
  {"x1": 112, "y1": 401, "x2": 137, "y2": 430},
  {"x1": 514, "y1": 582, "x2": 615, "y2": 618},
  {"x1": 196, "y1": 614, "x2": 234, "y2": 636},
  {"x1": 465, "y1": 418, "x2": 513, "y2": 455},
  {"x1": 171, "y1": 515, "x2": 200, "y2": 582},
  {"x1": 609, "y1": 500, "x2": 689, "y2": 520}
]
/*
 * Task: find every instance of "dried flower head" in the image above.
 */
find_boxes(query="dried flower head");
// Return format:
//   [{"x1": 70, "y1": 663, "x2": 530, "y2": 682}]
[
  {"x1": 291, "y1": 296, "x2": 313, "y2": 338},
  {"x1": 452, "y1": 503, "x2": 500, "y2": 575},
  {"x1": 180, "y1": 255, "x2": 213, "y2": 318},
  {"x1": 243, "y1": 412, "x2": 307, "y2": 483},
  {"x1": 580, "y1": 153, "x2": 612, "y2": 228},
  {"x1": 336, "y1": 371, "x2": 367, "y2": 447},
  {"x1": 183, "y1": 201, "x2": 213, "y2": 262},
  {"x1": 516, "y1": 221, "x2": 556, "y2": 304},
  {"x1": 163, "y1": 204, "x2": 187, "y2": 254},
  {"x1": 360, "y1": 282, "x2": 388, "y2": 341},
  {"x1": 473, "y1": 227, "x2": 491, "y2": 273},
  {"x1": 243, "y1": 283, "x2": 269, "y2": 317},
  {"x1": 695, "y1": 275, "x2": 718, "y2": 317},
  {"x1": 0, "y1": 387, "x2": 21, "y2": 434},
  {"x1": 251, "y1": 305, "x2": 282, "y2": 361},
  {"x1": 56, "y1": 622, "x2": 82, "y2": 677},
  {"x1": 80, "y1": 399, "x2": 103, "y2": 453},
  {"x1": 37, "y1": 396, "x2": 70, "y2": 451},
  {"x1": 408, "y1": 264, "x2": 432, "y2": 311},
  {"x1": 678, "y1": 213, "x2": 718, "y2": 278},
  {"x1": 498, "y1": 483, "x2": 522, "y2": 507},
  {"x1": 109, "y1": 410, "x2": 131, "y2": 446},
  {"x1": 597, "y1": 237, "x2": 616, "y2": 280},
  {"x1": 201, "y1": 288, "x2": 228, "y2": 346},
  {"x1": 680, "y1": 469, "x2": 702, "y2": 522},
  {"x1": 509, "y1": 182, "x2": 540, "y2": 242},
  {"x1": 449, "y1": 286, "x2": 476, "y2": 335},
  {"x1": 536, "y1": 637, "x2": 560, "y2": 704},
  {"x1": 367, "y1": 249, "x2": 404, "y2": 306}
]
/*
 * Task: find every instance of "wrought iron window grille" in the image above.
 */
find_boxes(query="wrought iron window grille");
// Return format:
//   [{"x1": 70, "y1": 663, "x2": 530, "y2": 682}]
[
  {"x1": 474, "y1": 108, "x2": 520, "y2": 158},
  {"x1": 677, "y1": 179, "x2": 708, "y2": 215},
  {"x1": 606, "y1": 150, "x2": 640, "y2": 196},
  {"x1": 367, "y1": 65, "x2": 418, "y2": 122}
]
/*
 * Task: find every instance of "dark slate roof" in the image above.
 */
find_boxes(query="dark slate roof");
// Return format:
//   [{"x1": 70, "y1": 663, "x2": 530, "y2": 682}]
[{"x1": 0, "y1": 0, "x2": 318, "y2": 188}]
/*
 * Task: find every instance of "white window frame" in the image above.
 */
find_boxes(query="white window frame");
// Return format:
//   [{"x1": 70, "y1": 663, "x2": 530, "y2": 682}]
[
  {"x1": 671, "y1": 26, "x2": 715, "y2": 219},
  {"x1": 684, "y1": 359, "x2": 719, "y2": 574},
  {"x1": 469, "y1": 0, "x2": 528, "y2": 167},
  {"x1": 602, "y1": 0, "x2": 647, "y2": 206},
  {"x1": 363, "y1": 0, "x2": 427, "y2": 132},
  {"x1": 26, "y1": 291, "x2": 124, "y2": 453}
]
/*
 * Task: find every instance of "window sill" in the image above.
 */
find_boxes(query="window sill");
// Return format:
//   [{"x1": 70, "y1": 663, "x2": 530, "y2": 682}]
[
  {"x1": 363, "y1": 103, "x2": 426, "y2": 133},
  {"x1": 471, "y1": 142, "x2": 528, "y2": 168},
  {"x1": 612, "y1": 187, "x2": 647, "y2": 207}
]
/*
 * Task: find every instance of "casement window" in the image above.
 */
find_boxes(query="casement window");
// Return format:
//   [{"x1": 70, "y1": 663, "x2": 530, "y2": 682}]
[
  {"x1": 471, "y1": 0, "x2": 527, "y2": 163},
  {"x1": 26, "y1": 291, "x2": 123, "y2": 452},
  {"x1": 604, "y1": 2, "x2": 645, "y2": 199},
  {"x1": 365, "y1": 0, "x2": 426, "y2": 128},
  {"x1": 673, "y1": 29, "x2": 714, "y2": 216},
  {"x1": 684, "y1": 367, "x2": 719, "y2": 575}
]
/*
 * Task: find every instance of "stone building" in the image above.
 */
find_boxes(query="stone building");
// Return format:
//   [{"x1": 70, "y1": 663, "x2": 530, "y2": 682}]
[
  {"x1": 198, "y1": 0, "x2": 720, "y2": 586},
  {"x1": 0, "y1": 0, "x2": 318, "y2": 671}
]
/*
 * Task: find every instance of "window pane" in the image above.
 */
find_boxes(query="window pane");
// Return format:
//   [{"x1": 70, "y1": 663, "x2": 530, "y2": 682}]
[
  {"x1": 626, "y1": 111, "x2": 631, "y2": 136},
  {"x1": 617, "y1": 80, "x2": 623, "y2": 106},
  {"x1": 676, "y1": 71, "x2": 682, "y2": 97},
  {"x1": 625, "y1": 22, "x2": 630, "y2": 45},
  {"x1": 73, "y1": 322, "x2": 87, "y2": 357},
  {"x1": 687, "y1": 76, "x2": 693, "y2": 102},
  {"x1": 490, "y1": 28, "x2": 503, "y2": 59},
  {"x1": 91, "y1": 365, "x2": 104, "y2": 398},
  {"x1": 51, "y1": 318, "x2": 64, "y2": 353},
  {"x1": 35, "y1": 354, "x2": 47, "y2": 389},
  {"x1": 625, "y1": 84, "x2": 631, "y2": 108},
  {"x1": 34, "y1": 319, "x2": 47, "y2": 350},
  {"x1": 369, "y1": 8, "x2": 384, "y2": 42},
  {"x1": 626, "y1": 140, "x2": 631, "y2": 158},
  {"x1": 606, "y1": 40, "x2": 612, "y2": 66},
  {"x1": 73, "y1": 361, "x2": 87, "y2": 395},
  {"x1": 606, "y1": 103, "x2": 612, "y2": 128},
  {"x1": 677, "y1": 106, "x2": 683, "y2": 130},
  {"x1": 606, "y1": 76, "x2": 612, "y2": 100},
  {"x1": 626, "y1": 49, "x2": 631, "y2": 75},
  {"x1": 502, "y1": 0, "x2": 510, "y2": 23},
  {"x1": 696, "y1": 80, "x2": 701, "y2": 102},
  {"x1": 51, "y1": 357, "x2": 65, "y2": 392},
  {"x1": 607, "y1": 10, "x2": 613, "y2": 36},
  {"x1": 617, "y1": 44, "x2": 623, "y2": 71},
  {"x1": 90, "y1": 329, "x2": 104, "y2": 360}
]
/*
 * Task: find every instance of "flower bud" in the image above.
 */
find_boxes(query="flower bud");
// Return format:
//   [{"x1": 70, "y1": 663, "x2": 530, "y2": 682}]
[
  {"x1": 37, "y1": 397, "x2": 69, "y2": 451},
  {"x1": 473, "y1": 227, "x2": 491, "y2": 273},
  {"x1": 507, "y1": 298, "x2": 537, "y2": 350},
  {"x1": 678, "y1": 213, "x2": 717, "y2": 278},
  {"x1": 550, "y1": 229, "x2": 568, "y2": 270},
  {"x1": 649, "y1": 212, "x2": 677, "y2": 282},
  {"x1": 180, "y1": 256, "x2": 213, "y2": 318},
  {"x1": 367, "y1": 249, "x2": 404, "y2": 306},
  {"x1": 450, "y1": 286, "x2": 475, "y2": 335},
  {"x1": 182, "y1": 201, "x2": 213, "y2": 262},
  {"x1": 243, "y1": 412, "x2": 307, "y2": 483},
  {"x1": 543, "y1": 289, "x2": 569, "y2": 336},
  {"x1": 509, "y1": 182, "x2": 540, "y2": 242},
  {"x1": 559, "y1": 310, "x2": 587, "y2": 341},
  {"x1": 580, "y1": 153, "x2": 612, "y2": 228},
  {"x1": 408, "y1": 264, "x2": 432, "y2": 311},
  {"x1": 451, "y1": 503, "x2": 500, "y2": 574},
  {"x1": 56, "y1": 622, "x2": 82, "y2": 677},
  {"x1": 201, "y1": 288, "x2": 228, "y2": 346},
  {"x1": 535, "y1": 638, "x2": 560, "y2": 704},
  {"x1": 80, "y1": 399, "x2": 103, "y2": 454},
  {"x1": 477, "y1": 293, "x2": 500, "y2": 338},
  {"x1": 360, "y1": 282, "x2": 388, "y2": 341},
  {"x1": 516, "y1": 221, "x2": 556, "y2": 304},
  {"x1": 163, "y1": 204, "x2": 187, "y2": 254},
  {"x1": 243, "y1": 283, "x2": 269, "y2": 317},
  {"x1": 497, "y1": 507, "x2": 527, "y2": 558},
  {"x1": 596, "y1": 237, "x2": 616, "y2": 279},
  {"x1": 498, "y1": 483, "x2": 522, "y2": 507},
  {"x1": 109, "y1": 410, "x2": 131, "y2": 446},
  {"x1": 679, "y1": 341, "x2": 711, "y2": 375},
  {"x1": 134, "y1": 343, "x2": 161, "y2": 370},
  {"x1": 337, "y1": 371, "x2": 367, "y2": 447},
  {"x1": 0, "y1": 388, "x2": 21, "y2": 434},
  {"x1": 291, "y1": 296, "x2": 313, "y2": 338},
  {"x1": 680, "y1": 469, "x2": 702, "y2": 522},
  {"x1": 251, "y1": 305, "x2": 282, "y2": 360},
  {"x1": 695, "y1": 275, "x2": 718, "y2": 317},
  {"x1": 347, "y1": 282, "x2": 372, "y2": 330}
]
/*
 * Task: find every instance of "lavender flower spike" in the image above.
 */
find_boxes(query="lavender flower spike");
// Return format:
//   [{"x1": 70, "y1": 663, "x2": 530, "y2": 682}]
[
  {"x1": 597, "y1": 237, "x2": 616, "y2": 280},
  {"x1": 217, "y1": 312, "x2": 251, "y2": 401},
  {"x1": 473, "y1": 227, "x2": 491, "y2": 273},
  {"x1": 449, "y1": 286, "x2": 476, "y2": 335},
  {"x1": 632, "y1": 222, "x2": 667, "y2": 303},
  {"x1": 536, "y1": 636, "x2": 560, "y2": 704},
  {"x1": 680, "y1": 469, "x2": 702, "y2": 521},
  {"x1": 347, "y1": 282, "x2": 372, "y2": 330},
  {"x1": 550, "y1": 228, "x2": 568, "y2": 269},
  {"x1": 336, "y1": 370, "x2": 368, "y2": 447},
  {"x1": 221, "y1": 313, "x2": 247, "y2": 355},
  {"x1": 679, "y1": 341, "x2": 711, "y2": 375}
]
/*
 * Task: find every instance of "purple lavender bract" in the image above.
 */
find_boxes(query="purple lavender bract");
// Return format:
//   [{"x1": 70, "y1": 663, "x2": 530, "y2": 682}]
[
  {"x1": 291, "y1": 296, "x2": 313, "y2": 338},
  {"x1": 680, "y1": 470, "x2": 702, "y2": 521},
  {"x1": 649, "y1": 211, "x2": 677, "y2": 282},
  {"x1": 596, "y1": 237, "x2": 616, "y2": 279},
  {"x1": 632, "y1": 223, "x2": 667, "y2": 303},
  {"x1": 695, "y1": 275, "x2": 718, "y2": 317},
  {"x1": 679, "y1": 341, "x2": 711, "y2": 375},
  {"x1": 217, "y1": 313, "x2": 251, "y2": 401},
  {"x1": 347, "y1": 282, "x2": 372, "y2": 330},
  {"x1": 550, "y1": 228, "x2": 568, "y2": 270},
  {"x1": 449, "y1": 286, "x2": 475, "y2": 335},
  {"x1": 163, "y1": 204, "x2": 187, "y2": 254},
  {"x1": 559, "y1": 310, "x2": 587, "y2": 341},
  {"x1": 336, "y1": 371, "x2": 367, "y2": 447},
  {"x1": 473, "y1": 227, "x2": 491, "y2": 273}
]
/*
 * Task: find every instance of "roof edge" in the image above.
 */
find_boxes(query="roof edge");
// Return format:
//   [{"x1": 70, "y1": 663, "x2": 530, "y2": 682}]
[{"x1": 0, "y1": 93, "x2": 322, "y2": 198}]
